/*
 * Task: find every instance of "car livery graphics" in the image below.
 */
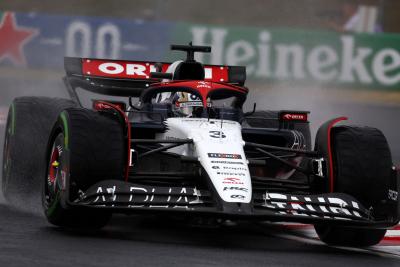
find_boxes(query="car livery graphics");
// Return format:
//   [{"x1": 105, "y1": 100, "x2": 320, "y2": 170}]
[{"x1": 159, "y1": 118, "x2": 252, "y2": 203}]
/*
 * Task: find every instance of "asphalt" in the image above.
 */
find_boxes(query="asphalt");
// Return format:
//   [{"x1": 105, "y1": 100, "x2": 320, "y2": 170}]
[
  {"x1": 0, "y1": 204, "x2": 399, "y2": 267},
  {"x1": 0, "y1": 78, "x2": 400, "y2": 266}
]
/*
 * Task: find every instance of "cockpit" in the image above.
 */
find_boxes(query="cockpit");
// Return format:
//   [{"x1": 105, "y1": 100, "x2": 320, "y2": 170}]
[{"x1": 137, "y1": 80, "x2": 247, "y2": 122}]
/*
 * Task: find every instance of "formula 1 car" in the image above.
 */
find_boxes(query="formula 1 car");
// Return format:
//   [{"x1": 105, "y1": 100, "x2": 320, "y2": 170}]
[{"x1": 2, "y1": 43, "x2": 399, "y2": 247}]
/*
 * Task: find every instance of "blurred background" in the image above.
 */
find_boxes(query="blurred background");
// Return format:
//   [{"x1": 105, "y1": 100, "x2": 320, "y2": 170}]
[{"x1": 0, "y1": 0, "x2": 399, "y2": 166}]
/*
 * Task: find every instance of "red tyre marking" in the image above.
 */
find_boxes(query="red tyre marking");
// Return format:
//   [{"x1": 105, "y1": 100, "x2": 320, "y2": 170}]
[
  {"x1": 327, "y1": 117, "x2": 348, "y2": 192},
  {"x1": 96, "y1": 101, "x2": 131, "y2": 181}
]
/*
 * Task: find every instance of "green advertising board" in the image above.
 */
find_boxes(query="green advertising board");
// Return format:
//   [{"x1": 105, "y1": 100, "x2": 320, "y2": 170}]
[
  {"x1": 2, "y1": 11, "x2": 400, "y2": 90},
  {"x1": 170, "y1": 23, "x2": 400, "y2": 90}
]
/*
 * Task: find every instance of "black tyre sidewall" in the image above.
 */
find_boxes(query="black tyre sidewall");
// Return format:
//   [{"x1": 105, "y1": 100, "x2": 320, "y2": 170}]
[
  {"x1": 332, "y1": 126, "x2": 393, "y2": 207},
  {"x1": 43, "y1": 108, "x2": 124, "y2": 228},
  {"x1": 44, "y1": 117, "x2": 110, "y2": 229},
  {"x1": 2, "y1": 97, "x2": 77, "y2": 202},
  {"x1": 315, "y1": 224, "x2": 386, "y2": 247},
  {"x1": 2, "y1": 105, "x2": 14, "y2": 196},
  {"x1": 315, "y1": 126, "x2": 393, "y2": 247}
]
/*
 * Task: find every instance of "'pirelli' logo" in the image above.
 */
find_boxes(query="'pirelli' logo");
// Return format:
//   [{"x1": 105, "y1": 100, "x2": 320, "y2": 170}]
[{"x1": 207, "y1": 153, "x2": 242, "y2": 159}]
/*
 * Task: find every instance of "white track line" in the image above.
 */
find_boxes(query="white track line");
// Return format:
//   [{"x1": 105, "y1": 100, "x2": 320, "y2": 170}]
[
  {"x1": 257, "y1": 223, "x2": 400, "y2": 258},
  {"x1": 255, "y1": 225, "x2": 400, "y2": 259}
]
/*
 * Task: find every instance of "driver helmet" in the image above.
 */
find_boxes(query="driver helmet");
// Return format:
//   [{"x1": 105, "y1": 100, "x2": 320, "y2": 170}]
[
  {"x1": 155, "y1": 91, "x2": 210, "y2": 117},
  {"x1": 173, "y1": 92, "x2": 204, "y2": 116}
]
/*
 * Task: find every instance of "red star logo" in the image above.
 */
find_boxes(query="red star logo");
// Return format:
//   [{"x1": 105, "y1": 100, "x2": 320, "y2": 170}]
[{"x1": 0, "y1": 12, "x2": 38, "y2": 66}]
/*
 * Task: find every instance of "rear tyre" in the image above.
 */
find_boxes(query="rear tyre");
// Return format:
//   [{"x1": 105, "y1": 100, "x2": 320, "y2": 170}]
[
  {"x1": 2, "y1": 97, "x2": 77, "y2": 202},
  {"x1": 43, "y1": 108, "x2": 124, "y2": 229},
  {"x1": 315, "y1": 126, "x2": 392, "y2": 247}
]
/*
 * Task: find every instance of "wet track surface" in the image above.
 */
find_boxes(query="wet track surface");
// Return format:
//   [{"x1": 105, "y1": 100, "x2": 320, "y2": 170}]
[{"x1": 0, "y1": 204, "x2": 399, "y2": 267}]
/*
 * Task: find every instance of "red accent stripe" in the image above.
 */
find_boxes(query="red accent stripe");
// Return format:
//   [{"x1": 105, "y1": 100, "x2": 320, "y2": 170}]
[
  {"x1": 327, "y1": 117, "x2": 348, "y2": 192},
  {"x1": 152, "y1": 80, "x2": 248, "y2": 94},
  {"x1": 150, "y1": 81, "x2": 248, "y2": 109},
  {"x1": 380, "y1": 236, "x2": 400, "y2": 246},
  {"x1": 97, "y1": 101, "x2": 131, "y2": 181},
  {"x1": 383, "y1": 236, "x2": 400, "y2": 241}
]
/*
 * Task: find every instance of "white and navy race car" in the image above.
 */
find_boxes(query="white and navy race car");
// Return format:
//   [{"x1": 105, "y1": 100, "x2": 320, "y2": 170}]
[{"x1": 2, "y1": 43, "x2": 399, "y2": 247}]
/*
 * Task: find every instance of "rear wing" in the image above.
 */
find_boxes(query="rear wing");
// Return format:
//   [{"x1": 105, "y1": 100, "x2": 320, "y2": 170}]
[{"x1": 64, "y1": 57, "x2": 246, "y2": 98}]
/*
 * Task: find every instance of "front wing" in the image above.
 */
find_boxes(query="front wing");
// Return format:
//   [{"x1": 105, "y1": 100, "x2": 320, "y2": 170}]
[{"x1": 67, "y1": 179, "x2": 400, "y2": 228}]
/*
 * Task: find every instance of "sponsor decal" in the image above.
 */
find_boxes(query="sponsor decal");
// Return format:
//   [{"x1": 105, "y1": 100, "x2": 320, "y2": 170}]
[
  {"x1": 211, "y1": 160, "x2": 244, "y2": 165},
  {"x1": 189, "y1": 25, "x2": 400, "y2": 89},
  {"x1": 177, "y1": 101, "x2": 203, "y2": 108},
  {"x1": 93, "y1": 100, "x2": 126, "y2": 111},
  {"x1": 175, "y1": 92, "x2": 202, "y2": 107},
  {"x1": 88, "y1": 186, "x2": 204, "y2": 210},
  {"x1": 208, "y1": 153, "x2": 242, "y2": 159},
  {"x1": 222, "y1": 166, "x2": 247, "y2": 171},
  {"x1": 223, "y1": 187, "x2": 248, "y2": 192},
  {"x1": 182, "y1": 118, "x2": 205, "y2": 122},
  {"x1": 217, "y1": 171, "x2": 245, "y2": 176},
  {"x1": 178, "y1": 119, "x2": 236, "y2": 125},
  {"x1": 209, "y1": 130, "x2": 226, "y2": 138},
  {"x1": 281, "y1": 113, "x2": 308, "y2": 122},
  {"x1": 222, "y1": 177, "x2": 244, "y2": 185},
  {"x1": 88, "y1": 61, "x2": 156, "y2": 78},
  {"x1": 230, "y1": 195, "x2": 245, "y2": 200},
  {"x1": 196, "y1": 81, "x2": 212, "y2": 89},
  {"x1": 82, "y1": 59, "x2": 229, "y2": 82},
  {"x1": 388, "y1": 189, "x2": 398, "y2": 201},
  {"x1": 262, "y1": 192, "x2": 365, "y2": 219},
  {"x1": 2, "y1": 11, "x2": 400, "y2": 89}
]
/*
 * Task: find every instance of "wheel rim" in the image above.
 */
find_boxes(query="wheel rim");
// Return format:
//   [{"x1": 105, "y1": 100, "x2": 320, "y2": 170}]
[{"x1": 44, "y1": 133, "x2": 66, "y2": 211}]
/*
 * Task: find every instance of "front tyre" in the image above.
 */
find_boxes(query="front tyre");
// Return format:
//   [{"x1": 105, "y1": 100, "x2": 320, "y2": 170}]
[
  {"x1": 43, "y1": 132, "x2": 111, "y2": 229},
  {"x1": 43, "y1": 108, "x2": 124, "y2": 229},
  {"x1": 315, "y1": 126, "x2": 393, "y2": 247},
  {"x1": 314, "y1": 225, "x2": 386, "y2": 247}
]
